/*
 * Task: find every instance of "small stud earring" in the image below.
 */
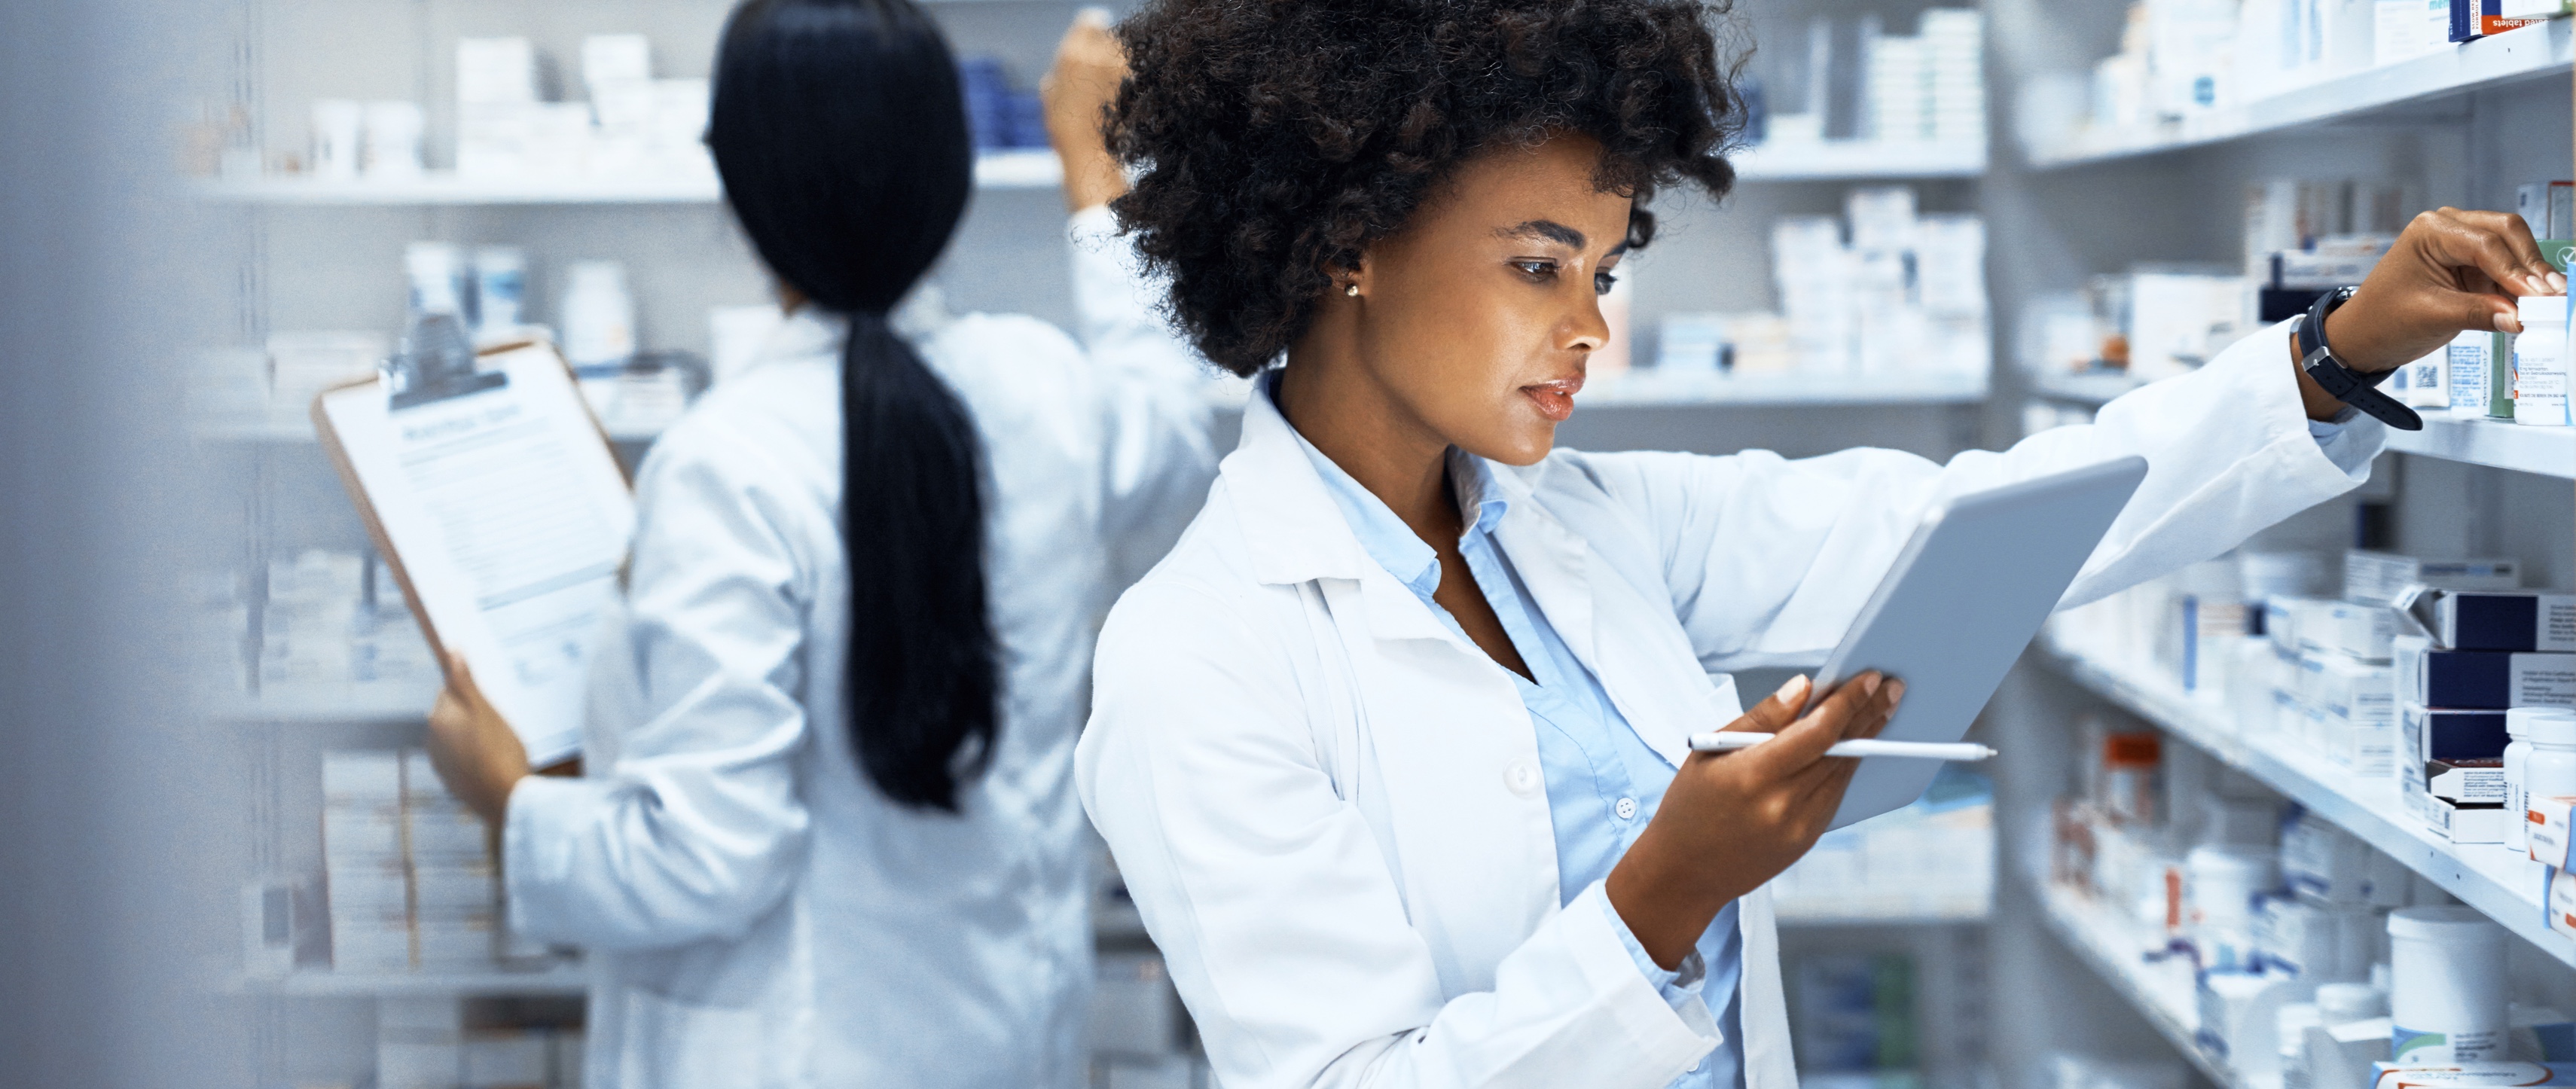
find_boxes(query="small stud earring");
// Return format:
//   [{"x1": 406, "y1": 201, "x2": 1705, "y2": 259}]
[{"x1": 1344, "y1": 283, "x2": 1360, "y2": 297}]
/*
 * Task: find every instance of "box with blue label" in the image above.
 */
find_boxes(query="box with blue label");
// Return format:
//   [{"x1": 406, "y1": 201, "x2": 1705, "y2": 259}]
[
  {"x1": 2397, "y1": 638, "x2": 2576, "y2": 710},
  {"x1": 2419, "y1": 591, "x2": 2576, "y2": 654},
  {"x1": 2407, "y1": 704, "x2": 2514, "y2": 764}
]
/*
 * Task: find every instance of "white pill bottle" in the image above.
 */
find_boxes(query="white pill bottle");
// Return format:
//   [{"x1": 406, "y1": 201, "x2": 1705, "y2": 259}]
[
  {"x1": 2519, "y1": 708, "x2": 2576, "y2": 837},
  {"x1": 2388, "y1": 906, "x2": 2508, "y2": 1063}
]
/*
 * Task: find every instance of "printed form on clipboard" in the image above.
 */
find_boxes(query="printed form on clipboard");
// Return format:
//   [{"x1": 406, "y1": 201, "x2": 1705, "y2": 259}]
[{"x1": 313, "y1": 338, "x2": 635, "y2": 766}]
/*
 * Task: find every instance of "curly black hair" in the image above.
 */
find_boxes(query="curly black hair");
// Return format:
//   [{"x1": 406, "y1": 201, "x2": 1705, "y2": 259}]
[{"x1": 1106, "y1": 0, "x2": 1745, "y2": 376}]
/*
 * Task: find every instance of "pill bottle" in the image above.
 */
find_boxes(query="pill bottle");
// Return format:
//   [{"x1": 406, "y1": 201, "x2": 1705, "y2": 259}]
[
  {"x1": 2449, "y1": 331, "x2": 2496, "y2": 419},
  {"x1": 2187, "y1": 843, "x2": 2278, "y2": 972},
  {"x1": 472, "y1": 246, "x2": 527, "y2": 338},
  {"x1": 2514, "y1": 295, "x2": 2571, "y2": 426},
  {"x1": 2516, "y1": 708, "x2": 2576, "y2": 829},
  {"x1": 2507, "y1": 712, "x2": 2538, "y2": 851},
  {"x1": 2387, "y1": 906, "x2": 2507, "y2": 1062}
]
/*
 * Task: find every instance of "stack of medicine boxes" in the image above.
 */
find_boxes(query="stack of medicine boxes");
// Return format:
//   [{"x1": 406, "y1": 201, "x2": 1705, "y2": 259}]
[
  {"x1": 323, "y1": 750, "x2": 525, "y2": 971},
  {"x1": 2411, "y1": 588, "x2": 2576, "y2": 849}
]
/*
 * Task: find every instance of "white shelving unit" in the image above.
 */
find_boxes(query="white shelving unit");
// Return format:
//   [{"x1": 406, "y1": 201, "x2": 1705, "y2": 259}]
[
  {"x1": 1731, "y1": 139, "x2": 1986, "y2": 180},
  {"x1": 2026, "y1": 371, "x2": 2143, "y2": 405},
  {"x1": 209, "y1": 681, "x2": 438, "y2": 725},
  {"x1": 1583, "y1": 368, "x2": 1988, "y2": 407},
  {"x1": 2382, "y1": 415, "x2": 2576, "y2": 480},
  {"x1": 2020, "y1": 373, "x2": 2574, "y2": 479},
  {"x1": 236, "y1": 964, "x2": 590, "y2": 998},
  {"x1": 2026, "y1": 20, "x2": 2574, "y2": 168},
  {"x1": 1777, "y1": 904, "x2": 1993, "y2": 927},
  {"x1": 192, "y1": 149, "x2": 1065, "y2": 205},
  {"x1": 194, "y1": 142, "x2": 1984, "y2": 206},
  {"x1": 2031, "y1": 880, "x2": 2258, "y2": 1089},
  {"x1": 2037, "y1": 636, "x2": 2576, "y2": 967}
]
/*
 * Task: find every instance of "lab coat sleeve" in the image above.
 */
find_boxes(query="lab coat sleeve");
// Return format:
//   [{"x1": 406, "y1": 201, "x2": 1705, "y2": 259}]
[
  {"x1": 1079, "y1": 580, "x2": 1720, "y2": 1089},
  {"x1": 503, "y1": 423, "x2": 816, "y2": 950},
  {"x1": 1572, "y1": 320, "x2": 2384, "y2": 672},
  {"x1": 1067, "y1": 204, "x2": 1219, "y2": 587}
]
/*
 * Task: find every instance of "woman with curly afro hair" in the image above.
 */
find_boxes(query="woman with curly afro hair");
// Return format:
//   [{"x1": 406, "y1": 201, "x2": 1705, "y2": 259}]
[{"x1": 1075, "y1": 2, "x2": 2549, "y2": 1084}]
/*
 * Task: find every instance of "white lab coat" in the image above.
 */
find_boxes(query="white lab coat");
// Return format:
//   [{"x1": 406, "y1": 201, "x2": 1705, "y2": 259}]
[
  {"x1": 1077, "y1": 325, "x2": 2383, "y2": 1089},
  {"x1": 502, "y1": 209, "x2": 1216, "y2": 1089}
]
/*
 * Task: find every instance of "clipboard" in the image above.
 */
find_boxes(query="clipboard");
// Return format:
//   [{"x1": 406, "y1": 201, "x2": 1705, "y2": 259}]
[
  {"x1": 1812, "y1": 456, "x2": 2150, "y2": 831},
  {"x1": 312, "y1": 336, "x2": 636, "y2": 766}
]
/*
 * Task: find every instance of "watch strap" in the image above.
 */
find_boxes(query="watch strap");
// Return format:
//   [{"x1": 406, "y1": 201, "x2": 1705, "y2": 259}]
[{"x1": 2296, "y1": 285, "x2": 2423, "y2": 432}]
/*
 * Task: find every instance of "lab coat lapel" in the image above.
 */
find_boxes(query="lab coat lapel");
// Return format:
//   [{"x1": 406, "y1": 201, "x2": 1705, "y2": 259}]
[
  {"x1": 1221, "y1": 387, "x2": 1557, "y2": 993},
  {"x1": 1485, "y1": 466, "x2": 1705, "y2": 767}
]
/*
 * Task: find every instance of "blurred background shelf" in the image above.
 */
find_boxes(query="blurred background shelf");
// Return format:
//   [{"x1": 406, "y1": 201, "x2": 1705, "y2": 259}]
[
  {"x1": 1731, "y1": 139, "x2": 1986, "y2": 180},
  {"x1": 208, "y1": 681, "x2": 439, "y2": 725},
  {"x1": 2030, "y1": 879, "x2": 2251, "y2": 1089},
  {"x1": 2026, "y1": 20, "x2": 2573, "y2": 169},
  {"x1": 235, "y1": 964, "x2": 589, "y2": 998},
  {"x1": 1581, "y1": 369, "x2": 1988, "y2": 407},
  {"x1": 2025, "y1": 371, "x2": 2141, "y2": 405},
  {"x1": 191, "y1": 149, "x2": 1064, "y2": 205},
  {"x1": 2037, "y1": 636, "x2": 2576, "y2": 967}
]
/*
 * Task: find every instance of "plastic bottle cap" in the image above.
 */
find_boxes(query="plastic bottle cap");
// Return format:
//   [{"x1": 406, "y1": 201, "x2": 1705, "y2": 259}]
[
  {"x1": 2520, "y1": 294, "x2": 2565, "y2": 326},
  {"x1": 2513, "y1": 707, "x2": 2576, "y2": 746},
  {"x1": 2316, "y1": 981, "x2": 2387, "y2": 1020},
  {"x1": 2388, "y1": 904, "x2": 2504, "y2": 942}
]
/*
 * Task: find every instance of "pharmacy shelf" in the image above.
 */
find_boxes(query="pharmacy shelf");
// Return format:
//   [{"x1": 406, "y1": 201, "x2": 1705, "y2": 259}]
[
  {"x1": 2031, "y1": 878, "x2": 2257, "y2": 1089},
  {"x1": 1729, "y1": 139, "x2": 1986, "y2": 180},
  {"x1": 2037, "y1": 636, "x2": 2576, "y2": 967},
  {"x1": 2382, "y1": 415, "x2": 2576, "y2": 480},
  {"x1": 2025, "y1": 371, "x2": 2142, "y2": 406},
  {"x1": 1579, "y1": 369, "x2": 1988, "y2": 407},
  {"x1": 209, "y1": 681, "x2": 439, "y2": 726},
  {"x1": 2027, "y1": 20, "x2": 2574, "y2": 169},
  {"x1": 2016, "y1": 373, "x2": 2574, "y2": 478},
  {"x1": 191, "y1": 149, "x2": 1064, "y2": 205},
  {"x1": 1775, "y1": 904, "x2": 1992, "y2": 927},
  {"x1": 236, "y1": 963, "x2": 589, "y2": 998}
]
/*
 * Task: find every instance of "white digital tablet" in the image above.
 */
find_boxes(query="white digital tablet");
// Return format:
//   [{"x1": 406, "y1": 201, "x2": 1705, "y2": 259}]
[{"x1": 1815, "y1": 456, "x2": 2151, "y2": 830}]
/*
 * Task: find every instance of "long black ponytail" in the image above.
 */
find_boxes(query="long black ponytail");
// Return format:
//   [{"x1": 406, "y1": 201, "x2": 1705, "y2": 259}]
[{"x1": 706, "y1": 0, "x2": 994, "y2": 812}]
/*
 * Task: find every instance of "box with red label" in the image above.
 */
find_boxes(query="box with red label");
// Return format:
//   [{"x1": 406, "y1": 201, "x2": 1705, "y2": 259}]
[{"x1": 2532, "y1": 795, "x2": 2576, "y2": 868}]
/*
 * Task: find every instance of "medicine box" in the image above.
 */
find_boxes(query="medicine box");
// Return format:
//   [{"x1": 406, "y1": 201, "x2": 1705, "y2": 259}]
[
  {"x1": 2536, "y1": 798, "x2": 2576, "y2": 868},
  {"x1": 2397, "y1": 645, "x2": 2576, "y2": 709},
  {"x1": 2416, "y1": 783, "x2": 2509, "y2": 844},
  {"x1": 2406, "y1": 703, "x2": 2513, "y2": 764},
  {"x1": 2346, "y1": 551, "x2": 2520, "y2": 606},
  {"x1": 2427, "y1": 759, "x2": 2509, "y2": 804},
  {"x1": 2429, "y1": 591, "x2": 2576, "y2": 654},
  {"x1": 2550, "y1": 867, "x2": 2576, "y2": 938},
  {"x1": 2317, "y1": 603, "x2": 2403, "y2": 662}
]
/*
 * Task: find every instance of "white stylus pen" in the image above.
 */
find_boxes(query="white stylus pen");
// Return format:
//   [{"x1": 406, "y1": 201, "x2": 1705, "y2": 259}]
[{"x1": 1686, "y1": 731, "x2": 1996, "y2": 761}]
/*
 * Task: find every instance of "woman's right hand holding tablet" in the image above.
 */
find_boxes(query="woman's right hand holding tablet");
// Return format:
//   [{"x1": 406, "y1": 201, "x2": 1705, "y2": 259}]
[{"x1": 1607, "y1": 673, "x2": 1906, "y2": 969}]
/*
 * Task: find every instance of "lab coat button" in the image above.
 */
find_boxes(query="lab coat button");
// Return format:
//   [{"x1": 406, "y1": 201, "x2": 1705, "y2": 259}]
[
  {"x1": 1615, "y1": 797, "x2": 1638, "y2": 820},
  {"x1": 1503, "y1": 759, "x2": 1543, "y2": 798}
]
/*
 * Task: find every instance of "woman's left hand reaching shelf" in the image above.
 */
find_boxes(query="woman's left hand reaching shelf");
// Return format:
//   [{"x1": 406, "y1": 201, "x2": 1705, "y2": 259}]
[
  {"x1": 1040, "y1": 7, "x2": 1130, "y2": 215},
  {"x1": 426, "y1": 652, "x2": 530, "y2": 826}
]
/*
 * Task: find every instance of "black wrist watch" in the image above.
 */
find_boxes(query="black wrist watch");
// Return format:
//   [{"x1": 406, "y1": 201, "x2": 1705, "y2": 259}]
[{"x1": 2294, "y1": 285, "x2": 2423, "y2": 431}]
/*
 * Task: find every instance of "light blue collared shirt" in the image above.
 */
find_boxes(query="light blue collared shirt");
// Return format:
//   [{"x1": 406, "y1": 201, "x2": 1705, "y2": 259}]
[{"x1": 1280, "y1": 398, "x2": 1741, "y2": 1089}]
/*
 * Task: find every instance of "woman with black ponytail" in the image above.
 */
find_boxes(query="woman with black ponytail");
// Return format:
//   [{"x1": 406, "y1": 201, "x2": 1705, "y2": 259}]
[{"x1": 418, "y1": 5, "x2": 1216, "y2": 1086}]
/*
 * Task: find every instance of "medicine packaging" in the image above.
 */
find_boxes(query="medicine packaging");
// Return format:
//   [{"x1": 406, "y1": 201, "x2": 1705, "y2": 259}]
[
  {"x1": 2419, "y1": 591, "x2": 2576, "y2": 653},
  {"x1": 2346, "y1": 551, "x2": 2522, "y2": 606},
  {"x1": 2397, "y1": 644, "x2": 2576, "y2": 709},
  {"x1": 2406, "y1": 704, "x2": 2514, "y2": 764}
]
